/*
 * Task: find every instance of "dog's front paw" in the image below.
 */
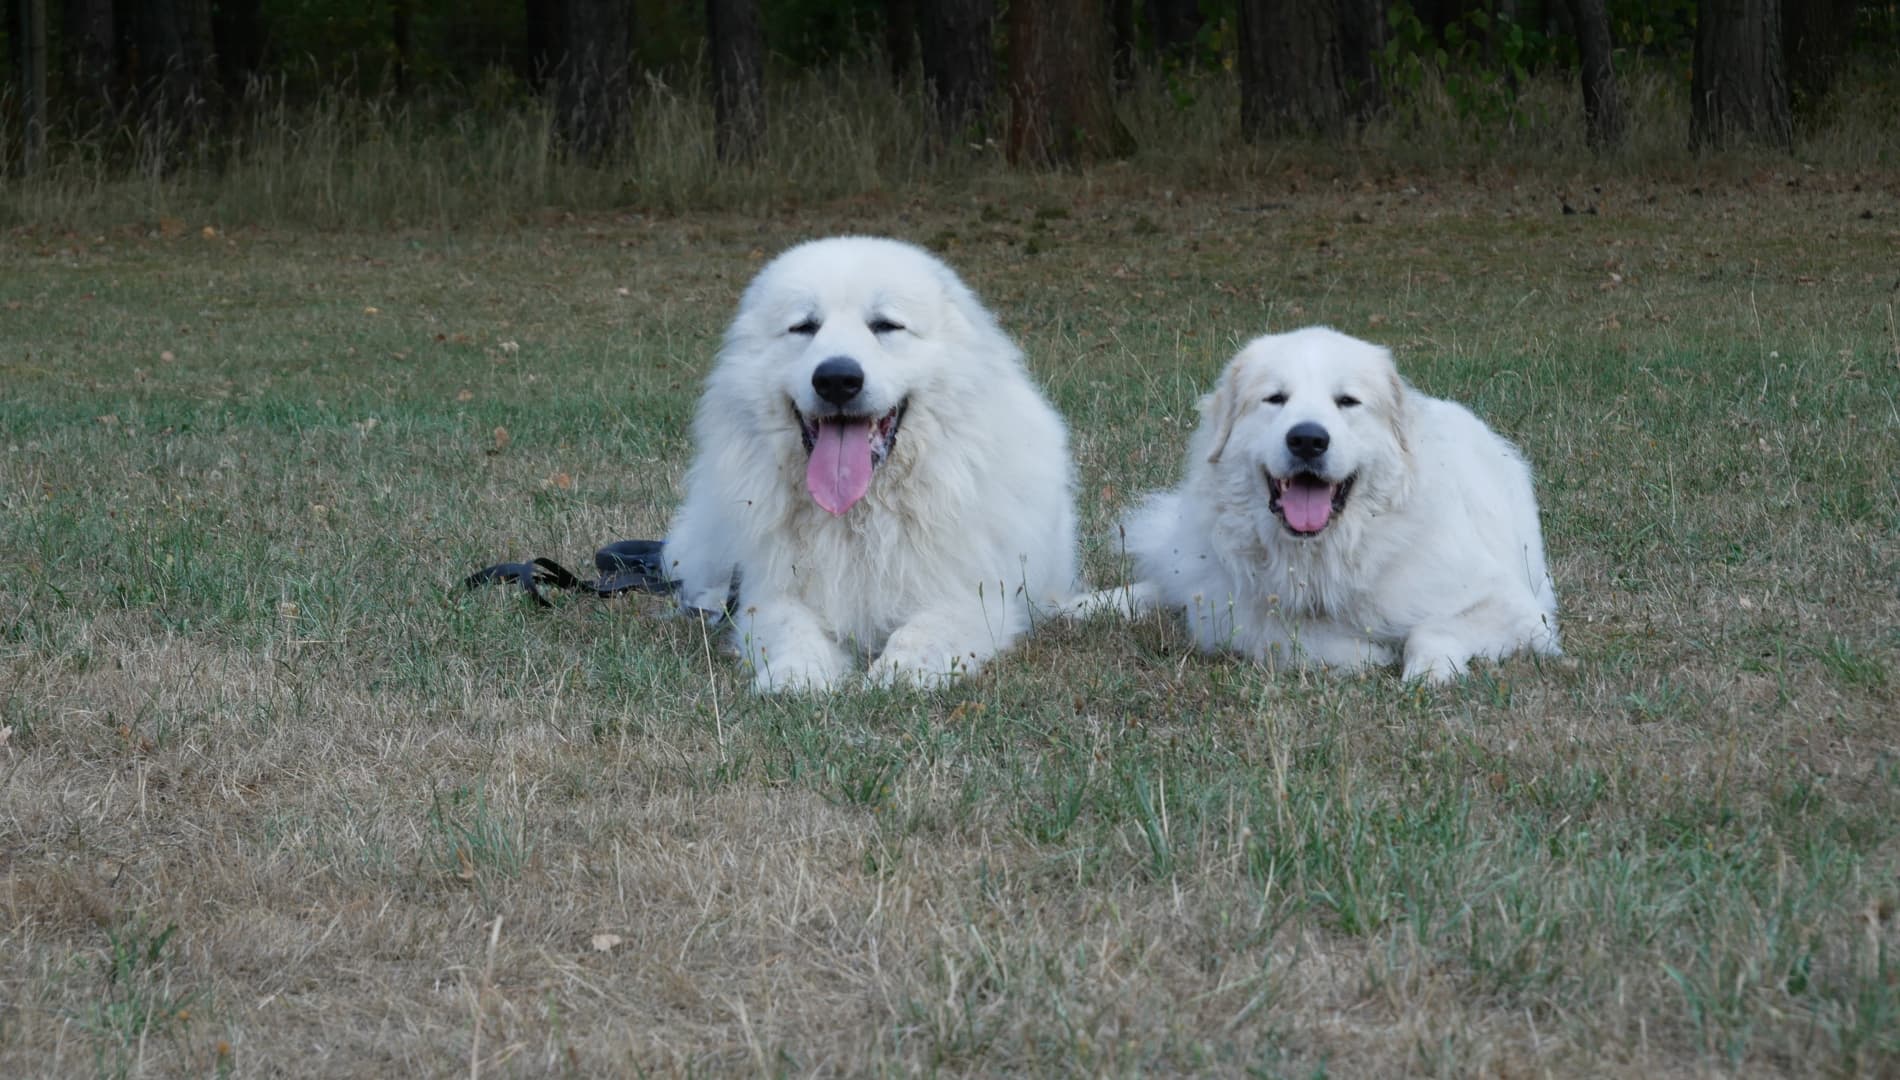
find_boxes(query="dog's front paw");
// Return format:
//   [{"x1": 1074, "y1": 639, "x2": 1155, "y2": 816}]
[
  {"x1": 750, "y1": 647, "x2": 848, "y2": 693},
  {"x1": 1400, "y1": 650, "x2": 1466, "y2": 684},
  {"x1": 867, "y1": 641, "x2": 974, "y2": 689}
]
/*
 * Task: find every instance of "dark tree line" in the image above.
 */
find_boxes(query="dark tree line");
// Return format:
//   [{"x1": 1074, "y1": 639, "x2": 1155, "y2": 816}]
[{"x1": 2, "y1": 0, "x2": 1891, "y2": 173}]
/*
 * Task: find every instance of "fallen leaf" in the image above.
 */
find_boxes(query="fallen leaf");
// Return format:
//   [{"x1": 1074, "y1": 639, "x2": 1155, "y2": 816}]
[
  {"x1": 946, "y1": 701, "x2": 987, "y2": 724},
  {"x1": 591, "y1": 933, "x2": 624, "y2": 953},
  {"x1": 200, "y1": 226, "x2": 218, "y2": 239},
  {"x1": 498, "y1": 340, "x2": 520, "y2": 355},
  {"x1": 363, "y1": 306, "x2": 380, "y2": 316},
  {"x1": 456, "y1": 389, "x2": 474, "y2": 403},
  {"x1": 548, "y1": 472, "x2": 573, "y2": 490},
  {"x1": 160, "y1": 350, "x2": 176, "y2": 362},
  {"x1": 95, "y1": 414, "x2": 119, "y2": 426},
  {"x1": 491, "y1": 426, "x2": 511, "y2": 454}
]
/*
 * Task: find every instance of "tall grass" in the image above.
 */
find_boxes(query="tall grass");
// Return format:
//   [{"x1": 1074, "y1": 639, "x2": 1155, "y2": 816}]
[{"x1": 2, "y1": 58, "x2": 1896, "y2": 230}]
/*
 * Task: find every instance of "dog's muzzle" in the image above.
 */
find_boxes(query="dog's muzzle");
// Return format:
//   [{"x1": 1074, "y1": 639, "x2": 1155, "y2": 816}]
[
  {"x1": 1266, "y1": 468, "x2": 1355, "y2": 536},
  {"x1": 795, "y1": 365, "x2": 908, "y2": 516}
]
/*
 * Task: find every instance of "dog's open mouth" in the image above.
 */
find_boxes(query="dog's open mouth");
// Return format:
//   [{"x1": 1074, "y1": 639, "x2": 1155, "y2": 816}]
[
  {"x1": 797, "y1": 401, "x2": 907, "y2": 515},
  {"x1": 1267, "y1": 469, "x2": 1355, "y2": 536}
]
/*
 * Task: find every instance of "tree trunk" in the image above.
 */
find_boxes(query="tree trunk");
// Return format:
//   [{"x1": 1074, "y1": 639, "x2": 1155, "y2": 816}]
[
  {"x1": 523, "y1": 0, "x2": 559, "y2": 89},
  {"x1": 1336, "y1": 0, "x2": 1388, "y2": 122},
  {"x1": 1239, "y1": 0, "x2": 1385, "y2": 138},
  {"x1": 16, "y1": 0, "x2": 48, "y2": 173},
  {"x1": 63, "y1": 0, "x2": 116, "y2": 112},
  {"x1": 391, "y1": 0, "x2": 413, "y2": 95},
  {"x1": 1691, "y1": 0, "x2": 1792, "y2": 150},
  {"x1": 127, "y1": 0, "x2": 219, "y2": 166},
  {"x1": 1566, "y1": 0, "x2": 1623, "y2": 149},
  {"x1": 1145, "y1": 0, "x2": 1201, "y2": 63},
  {"x1": 884, "y1": 0, "x2": 917, "y2": 83},
  {"x1": 1110, "y1": 0, "x2": 1136, "y2": 90},
  {"x1": 1006, "y1": 0, "x2": 1132, "y2": 165},
  {"x1": 210, "y1": 0, "x2": 265, "y2": 103},
  {"x1": 707, "y1": 0, "x2": 765, "y2": 163},
  {"x1": 553, "y1": 0, "x2": 632, "y2": 160},
  {"x1": 1782, "y1": 0, "x2": 1858, "y2": 112},
  {"x1": 917, "y1": 0, "x2": 994, "y2": 136}
]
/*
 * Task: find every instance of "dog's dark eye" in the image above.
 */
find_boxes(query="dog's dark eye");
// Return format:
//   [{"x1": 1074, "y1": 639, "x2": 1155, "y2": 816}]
[
  {"x1": 869, "y1": 318, "x2": 905, "y2": 335},
  {"x1": 1264, "y1": 393, "x2": 1288, "y2": 405},
  {"x1": 788, "y1": 318, "x2": 820, "y2": 336},
  {"x1": 1335, "y1": 395, "x2": 1361, "y2": 408}
]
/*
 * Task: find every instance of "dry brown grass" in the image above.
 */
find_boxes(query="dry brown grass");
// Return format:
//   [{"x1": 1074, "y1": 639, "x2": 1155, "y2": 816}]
[{"x1": 2, "y1": 162, "x2": 1898, "y2": 1077}]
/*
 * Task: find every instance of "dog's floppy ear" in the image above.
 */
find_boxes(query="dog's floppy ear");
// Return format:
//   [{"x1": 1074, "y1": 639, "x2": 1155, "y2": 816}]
[
  {"x1": 1386, "y1": 370, "x2": 1412, "y2": 462},
  {"x1": 1204, "y1": 356, "x2": 1248, "y2": 464}
]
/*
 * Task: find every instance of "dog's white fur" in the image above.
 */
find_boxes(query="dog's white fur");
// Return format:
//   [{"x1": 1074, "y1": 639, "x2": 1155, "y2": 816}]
[
  {"x1": 1085, "y1": 326, "x2": 1558, "y2": 682},
  {"x1": 664, "y1": 237, "x2": 1078, "y2": 692}
]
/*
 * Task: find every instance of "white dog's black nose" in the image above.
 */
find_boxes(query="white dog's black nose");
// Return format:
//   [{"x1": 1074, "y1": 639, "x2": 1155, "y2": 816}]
[
  {"x1": 812, "y1": 356, "x2": 864, "y2": 406},
  {"x1": 1286, "y1": 422, "x2": 1330, "y2": 461}
]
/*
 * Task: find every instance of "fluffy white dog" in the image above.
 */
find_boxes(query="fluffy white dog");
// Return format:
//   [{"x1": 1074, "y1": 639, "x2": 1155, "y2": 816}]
[
  {"x1": 663, "y1": 237, "x2": 1079, "y2": 692},
  {"x1": 1086, "y1": 326, "x2": 1559, "y2": 682}
]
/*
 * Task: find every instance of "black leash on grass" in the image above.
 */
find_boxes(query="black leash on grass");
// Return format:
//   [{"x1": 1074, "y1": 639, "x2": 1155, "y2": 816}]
[
  {"x1": 464, "y1": 539, "x2": 673, "y2": 607},
  {"x1": 462, "y1": 539, "x2": 739, "y2": 620}
]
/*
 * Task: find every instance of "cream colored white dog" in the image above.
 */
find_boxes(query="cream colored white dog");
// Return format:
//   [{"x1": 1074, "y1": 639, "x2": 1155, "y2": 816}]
[
  {"x1": 664, "y1": 237, "x2": 1078, "y2": 692},
  {"x1": 1089, "y1": 326, "x2": 1559, "y2": 682}
]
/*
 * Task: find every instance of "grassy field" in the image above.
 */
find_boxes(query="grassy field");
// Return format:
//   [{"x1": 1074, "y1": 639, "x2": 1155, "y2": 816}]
[{"x1": 2, "y1": 165, "x2": 1898, "y2": 1077}]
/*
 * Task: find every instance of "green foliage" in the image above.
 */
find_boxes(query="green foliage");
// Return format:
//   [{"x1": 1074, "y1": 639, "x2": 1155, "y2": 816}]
[
  {"x1": 1381, "y1": 1, "x2": 1566, "y2": 136},
  {"x1": 763, "y1": 0, "x2": 886, "y2": 68},
  {"x1": 1608, "y1": 0, "x2": 1696, "y2": 58},
  {"x1": 260, "y1": 0, "x2": 528, "y2": 97}
]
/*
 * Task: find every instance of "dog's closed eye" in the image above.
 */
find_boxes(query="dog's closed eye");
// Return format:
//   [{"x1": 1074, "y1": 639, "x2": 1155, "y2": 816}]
[
  {"x1": 869, "y1": 317, "x2": 905, "y2": 335},
  {"x1": 1335, "y1": 395, "x2": 1361, "y2": 408},
  {"x1": 789, "y1": 318, "x2": 821, "y2": 336},
  {"x1": 1264, "y1": 392, "x2": 1288, "y2": 405}
]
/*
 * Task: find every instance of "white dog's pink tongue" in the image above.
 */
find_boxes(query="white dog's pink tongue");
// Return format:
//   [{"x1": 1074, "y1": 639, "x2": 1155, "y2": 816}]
[
  {"x1": 1282, "y1": 482, "x2": 1335, "y2": 533},
  {"x1": 807, "y1": 418, "x2": 875, "y2": 515}
]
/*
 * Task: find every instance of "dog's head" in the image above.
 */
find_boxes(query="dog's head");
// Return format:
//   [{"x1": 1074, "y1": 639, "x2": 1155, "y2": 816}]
[
  {"x1": 1201, "y1": 327, "x2": 1411, "y2": 540},
  {"x1": 718, "y1": 236, "x2": 1010, "y2": 516}
]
